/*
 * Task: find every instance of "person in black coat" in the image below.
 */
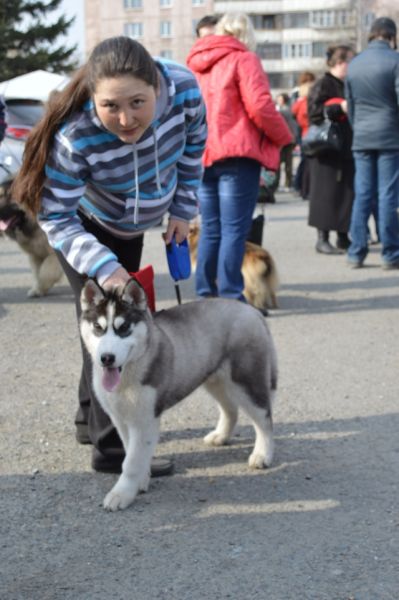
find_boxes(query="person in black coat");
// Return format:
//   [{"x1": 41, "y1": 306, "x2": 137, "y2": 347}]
[
  {"x1": 0, "y1": 96, "x2": 6, "y2": 143},
  {"x1": 307, "y1": 45, "x2": 355, "y2": 254}
]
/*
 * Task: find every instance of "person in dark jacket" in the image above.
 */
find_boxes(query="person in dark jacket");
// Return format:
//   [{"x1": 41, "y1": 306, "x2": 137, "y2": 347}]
[
  {"x1": 345, "y1": 17, "x2": 399, "y2": 269},
  {"x1": 276, "y1": 92, "x2": 298, "y2": 190},
  {"x1": 291, "y1": 71, "x2": 316, "y2": 199},
  {"x1": 307, "y1": 45, "x2": 355, "y2": 254},
  {"x1": 0, "y1": 96, "x2": 6, "y2": 142}
]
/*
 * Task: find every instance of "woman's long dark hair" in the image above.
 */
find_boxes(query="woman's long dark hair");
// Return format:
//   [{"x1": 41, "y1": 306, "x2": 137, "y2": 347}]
[{"x1": 12, "y1": 37, "x2": 158, "y2": 214}]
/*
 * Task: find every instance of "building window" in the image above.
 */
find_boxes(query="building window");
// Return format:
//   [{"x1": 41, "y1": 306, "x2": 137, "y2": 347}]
[
  {"x1": 160, "y1": 21, "x2": 172, "y2": 37},
  {"x1": 337, "y1": 10, "x2": 348, "y2": 26},
  {"x1": 283, "y1": 13, "x2": 309, "y2": 28},
  {"x1": 160, "y1": 0, "x2": 172, "y2": 6},
  {"x1": 124, "y1": 0, "x2": 142, "y2": 8},
  {"x1": 268, "y1": 72, "x2": 297, "y2": 89},
  {"x1": 312, "y1": 41, "x2": 328, "y2": 58},
  {"x1": 256, "y1": 43, "x2": 282, "y2": 60},
  {"x1": 364, "y1": 12, "x2": 375, "y2": 28},
  {"x1": 192, "y1": 0, "x2": 205, "y2": 6},
  {"x1": 310, "y1": 10, "x2": 353, "y2": 28},
  {"x1": 250, "y1": 14, "x2": 277, "y2": 30},
  {"x1": 124, "y1": 22, "x2": 143, "y2": 38},
  {"x1": 283, "y1": 42, "x2": 311, "y2": 59},
  {"x1": 160, "y1": 50, "x2": 173, "y2": 59}
]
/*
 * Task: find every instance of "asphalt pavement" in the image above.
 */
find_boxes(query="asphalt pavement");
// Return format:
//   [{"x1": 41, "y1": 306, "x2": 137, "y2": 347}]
[{"x1": 1, "y1": 192, "x2": 398, "y2": 600}]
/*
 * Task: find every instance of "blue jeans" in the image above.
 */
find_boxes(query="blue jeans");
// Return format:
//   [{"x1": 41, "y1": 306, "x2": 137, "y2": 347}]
[
  {"x1": 348, "y1": 150, "x2": 399, "y2": 265},
  {"x1": 196, "y1": 158, "x2": 261, "y2": 300}
]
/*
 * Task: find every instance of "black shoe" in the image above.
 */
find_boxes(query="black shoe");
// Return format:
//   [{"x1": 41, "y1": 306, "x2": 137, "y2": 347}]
[
  {"x1": 315, "y1": 239, "x2": 343, "y2": 255},
  {"x1": 381, "y1": 259, "x2": 399, "y2": 270},
  {"x1": 76, "y1": 424, "x2": 92, "y2": 445},
  {"x1": 336, "y1": 233, "x2": 351, "y2": 251},
  {"x1": 91, "y1": 448, "x2": 174, "y2": 477}
]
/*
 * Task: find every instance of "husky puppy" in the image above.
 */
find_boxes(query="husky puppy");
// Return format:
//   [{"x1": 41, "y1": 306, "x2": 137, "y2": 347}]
[
  {"x1": 80, "y1": 278, "x2": 278, "y2": 511},
  {"x1": 188, "y1": 223, "x2": 279, "y2": 311},
  {"x1": 0, "y1": 202, "x2": 63, "y2": 297}
]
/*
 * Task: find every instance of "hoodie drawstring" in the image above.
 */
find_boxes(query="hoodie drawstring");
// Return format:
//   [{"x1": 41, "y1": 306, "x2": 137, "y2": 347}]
[
  {"x1": 153, "y1": 132, "x2": 162, "y2": 195},
  {"x1": 132, "y1": 127, "x2": 162, "y2": 226},
  {"x1": 133, "y1": 145, "x2": 139, "y2": 225}
]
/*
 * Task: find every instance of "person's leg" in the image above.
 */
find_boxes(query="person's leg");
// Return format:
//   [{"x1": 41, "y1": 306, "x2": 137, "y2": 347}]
[
  {"x1": 301, "y1": 156, "x2": 310, "y2": 199},
  {"x1": 285, "y1": 145, "x2": 294, "y2": 189},
  {"x1": 336, "y1": 232, "x2": 351, "y2": 251},
  {"x1": 294, "y1": 150, "x2": 304, "y2": 193},
  {"x1": 368, "y1": 194, "x2": 380, "y2": 243},
  {"x1": 377, "y1": 150, "x2": 399, "y2": 267},
  {"x1": 315, "y1": 230, "x2": 342, "y2": 255},
  {"x1": 195, "y1": 166, "x2": 221, "y2": 297},
  {"x1": 348, "y1": 151, "x2": 376, "y2": 266},
  {"x1": 217, "y1": 158, "x2": 261, "y2": 300}
]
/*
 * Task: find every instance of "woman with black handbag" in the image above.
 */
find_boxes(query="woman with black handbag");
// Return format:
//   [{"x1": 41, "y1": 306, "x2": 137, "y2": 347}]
[{"x1": 307, "y1": 45, "x2": 355, "y2": 254}]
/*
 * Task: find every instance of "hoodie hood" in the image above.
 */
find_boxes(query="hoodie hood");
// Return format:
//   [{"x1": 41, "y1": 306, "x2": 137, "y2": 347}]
[{"x1": 187, "y1": 35, "x2": 248, "y2": 73}]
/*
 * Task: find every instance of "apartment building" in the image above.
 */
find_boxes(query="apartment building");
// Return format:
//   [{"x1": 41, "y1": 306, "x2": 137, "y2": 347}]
[
  {"x1": 215, "y1": 0, "x2": 387, "y2": 89},
  {"x1": 85, "y1": 0, "x2": 214, "y2": 62},
  {"x1": 84, "y1": 0, "x2": 396, "y2": 91}
]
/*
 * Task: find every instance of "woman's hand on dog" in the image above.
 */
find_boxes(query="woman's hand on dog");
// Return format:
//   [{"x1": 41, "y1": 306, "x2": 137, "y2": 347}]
[{"x1": 102, "y1": 266, "x2": 131, "y2": 292}]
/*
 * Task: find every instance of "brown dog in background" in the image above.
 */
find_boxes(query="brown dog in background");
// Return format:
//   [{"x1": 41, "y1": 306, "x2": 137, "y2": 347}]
[{"x1": 188, "y1": 223, "x2": 279, "y2": 312}]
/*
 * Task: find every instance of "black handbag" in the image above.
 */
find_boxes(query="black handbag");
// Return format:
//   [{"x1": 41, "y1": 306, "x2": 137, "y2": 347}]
[{"x1": 302, "y1": 117, "x2": 343, "y2": 157}]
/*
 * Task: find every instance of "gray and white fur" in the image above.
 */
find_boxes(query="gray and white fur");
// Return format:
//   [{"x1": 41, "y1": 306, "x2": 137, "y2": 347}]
[{"x1": 80, "y1": 278, "x2": 278, "y2": 511}]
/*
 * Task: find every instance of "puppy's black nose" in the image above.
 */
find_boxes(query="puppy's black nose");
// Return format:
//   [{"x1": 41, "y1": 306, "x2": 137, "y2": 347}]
[{"x1": 101, "y1": 353, "x2": 115, "y2": 367}]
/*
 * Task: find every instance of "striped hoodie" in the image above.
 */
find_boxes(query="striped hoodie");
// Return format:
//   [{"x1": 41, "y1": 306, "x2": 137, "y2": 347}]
[{"x1": 39, "y1": 59, "x2": 207, "y2": 285}]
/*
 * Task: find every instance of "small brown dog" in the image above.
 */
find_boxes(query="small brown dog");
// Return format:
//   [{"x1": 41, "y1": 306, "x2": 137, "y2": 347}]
[{"x1": 188, "y1": 223, "x2": 279, "y2": 312}]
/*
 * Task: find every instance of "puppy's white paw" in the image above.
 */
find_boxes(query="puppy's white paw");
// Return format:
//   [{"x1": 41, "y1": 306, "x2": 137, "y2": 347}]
[
  {"x1": 249, "y1": 442, "x2": 274, "y2": 469},
  {"x1": 203, "y1": 431, "x2": 229, "y2": 446},
  {"x1": 138, "y1": 473, "x2": 150, "y2": 493},
  {"x1": 27, "y1": 288, "x2": 42, "y2": 298},
  {"x1": 103, "y1": 479, "x2": 138, "y2": 511},
  {"x1": 248, "y1": 452, "x2": 269, "y2": 469}
]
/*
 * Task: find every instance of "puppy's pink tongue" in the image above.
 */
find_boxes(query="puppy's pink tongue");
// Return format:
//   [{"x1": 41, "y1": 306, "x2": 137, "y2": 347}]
[
  {"x1": 0, "y1": 219, "x2": 10, "y2": 231},
  {"x1": 102, "y1": 367, "x2": 121, "y2": 392}
]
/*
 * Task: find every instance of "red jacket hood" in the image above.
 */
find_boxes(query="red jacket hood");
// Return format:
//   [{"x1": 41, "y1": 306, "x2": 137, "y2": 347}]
[
  {"x1": 187, "y1": 35, "x2": 248, "y2": 73},
  {"x1": 187, "y1": 35, "x2": 293, "y2": 170}
]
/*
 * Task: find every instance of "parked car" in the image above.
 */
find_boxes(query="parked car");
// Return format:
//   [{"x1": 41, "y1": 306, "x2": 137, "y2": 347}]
[{"x1": 0, "y1": 99, "x2": 45, "y2": 202}]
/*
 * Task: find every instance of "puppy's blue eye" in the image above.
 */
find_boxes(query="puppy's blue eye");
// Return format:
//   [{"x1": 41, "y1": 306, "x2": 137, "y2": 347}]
[
  {"x1": 93, "y1": 322, "x2": 104, "y2": 333},
  {"x1": 116, "y1": 322, "x2": 130, "y2": 335}
]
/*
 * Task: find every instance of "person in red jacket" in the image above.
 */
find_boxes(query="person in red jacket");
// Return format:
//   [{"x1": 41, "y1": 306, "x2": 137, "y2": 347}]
[{"x1": 187, "y1": 12, "x2": 292, "y2": 302}]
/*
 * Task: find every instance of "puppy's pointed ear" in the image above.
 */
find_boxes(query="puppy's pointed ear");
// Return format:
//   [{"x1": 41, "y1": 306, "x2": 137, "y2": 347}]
[
  {"x1": 121, "y1": 278, "x2": 148, "y2": 311},
  {"x1": 81, "y1": 278, "x2": 105, "y2": 311}
]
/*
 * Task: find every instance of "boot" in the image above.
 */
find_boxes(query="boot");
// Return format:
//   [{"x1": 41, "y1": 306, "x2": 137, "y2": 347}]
[
  {"x1": 315, "y1": 230, "x2": 342, "y2": 255},
  {"x1": 336, "y1": 232, "x2": 351, "y2": 251}
]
